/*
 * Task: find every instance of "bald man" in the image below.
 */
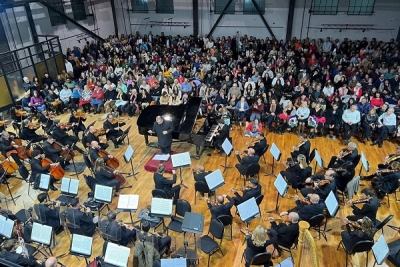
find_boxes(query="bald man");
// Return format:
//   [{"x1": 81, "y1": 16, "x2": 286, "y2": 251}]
[
  {"x1": 44, "y1": 257, "x2": 58, "y2": 267},
  {"x1": 89, "y1": 140, "x2": 114, "y2": 163},
  {"x1": 281, "y1": 194, "x2": 324, "y2": 221},
  {"x1": 86, "y1": 126, "x2": 109, "y2": 150},
  {"x1": 269, "y1": 212, "x2": 300, "y2": 249},
  {"x1": 207, "y1": 194, "x2": 234, "y2": 220},
  {"x1": 148, "y1": 116, "x2": 173, "y2": 154},
  {"x1": 235, "y1": 147, "x2": 260, "y2": 174}
]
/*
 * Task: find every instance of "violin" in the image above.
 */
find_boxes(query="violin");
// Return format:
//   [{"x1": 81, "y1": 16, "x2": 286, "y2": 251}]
[
  {"x1": 41, "y1": 158, "x2": 65, "y2": 180},
  {"x1": 59, "y1": 122, "x2": 73, "y2": 130},
  {"x1": 98, "y1": 150, "x2": 119, "y2": 168},
  {"x1": 0, "y1": 155, "x2": 18, "y2": 175},
  {"x1": 300, "y1": 196, "x2": 312, "y2": 205},
  {"x1": 204, "y1": 198, "x2": 219, "y2": 206},
  {"x1": 112, "y1": 118, "x2": 125, "y2": 124},
  {"x1": 337, "y1": 149, "x2": 352, "y2": 160},
  {"x1": 11, "y1": 138, "x2": 31, "y2": 160},
  {"x1": 52, "y1": 141, "x2": 75, "y2": 161},
  {"x1": 27, "y1": 122, "x2": 41, "y2": 130},
  {"x1": 317, "y1": 180, "x2": 330, "y2": 187},
  {"x1": 0, "y1": 120, "x2": 10, "y2": 127},
  {"x1": 104, "y1": 166, "x2": 126, "y2": 185},
  {"x1": 345, "y1": 219, "x2": 362, "y2": 229},
  {"x1": 94, "y1": 128, "x2": 106, "y2": 137},
  {"x1": 231, "y1": 186, "x2": 251, "y2": 192},
  {"x1": 74, "y1": 111, "x2": 87, "y2": 119},
  {"x1": 347, "y1": 197, "x2": 371, "y2": 206},
  {"x1": 15, "y1": 110, "x2": 28, "y2": 117},
  {"x1": 292, "y1": 140, "x2": 306, "y2": 153}
]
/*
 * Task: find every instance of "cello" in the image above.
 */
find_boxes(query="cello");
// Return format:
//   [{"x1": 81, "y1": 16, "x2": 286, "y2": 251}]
[
  {"x1": 98, "y1": 150, "x2": 119, "y2": 168},
  {"x1": 10, "y1": 138, "x2": 31, "y2": 160},
  {"x1": 52, "y1": 141, "x2": 75, "y2": 161},
  {"x1": 0, "y1": 155, "x2": 18, "y2": 175},
  {"x1": 104, "y1": 166, "x2": 126, "y2": 185},
  {"x1": 41, "y1": 158, "x2": 65, "y2": 180}
]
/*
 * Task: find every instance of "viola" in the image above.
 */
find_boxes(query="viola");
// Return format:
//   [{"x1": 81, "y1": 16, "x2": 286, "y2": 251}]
[
  {"x1": 98, "y1": 150, "x2": 119, "y2": 168},
  {"x1": 0, "y1": 120, "x2": 10, "y2": 127},
  {"x1": 27, "y1": 122, "x2": 41, "y2": 130},
  {"x1": 52, "y1": 141, "x2": 75, "y2": 161},
  {"x1": 11, "y1": 138, "x2": 31, "y2": 160},
  {"x1": 0, "y1": 155, "x2": 18, "y2": 175},
  {"x1": 74, "y1": 111, "x2": 87, "y2": 119},
  {"x1": 15, "y1": 110, "x2": 28, "y2": 117},
  {"x1": 104, "y1": 166, "x2": 126, "y2": 185},
  {"x1": 41, "y1": 158, "x2": 65, "y2": 180},
  {"x1": 94, "y1": 128, "x2": 106, "y2": 137},
  {"x1": 60, "y1": 122, "x2": 73, "y2": 130}
]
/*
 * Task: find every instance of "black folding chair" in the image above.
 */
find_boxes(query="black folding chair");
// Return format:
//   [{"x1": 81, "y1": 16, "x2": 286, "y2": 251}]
[
  {"x1": 200, "y1": 219, "x2": 225, "y2": 267},
  {"x1": 337, "y1": 239, "x2": 374, "y2": 267},
  {"x1": 166, "y1": 199, "x2": 191, "y2": 236},
  {"x1": 194, "y1": 181, "x2": 211, "y2": 204}
]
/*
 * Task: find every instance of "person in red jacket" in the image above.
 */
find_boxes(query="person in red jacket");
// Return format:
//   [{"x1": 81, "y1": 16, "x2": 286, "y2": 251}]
[{"x1": 244, "y1": 119, "x2": 263, "y2": 137}]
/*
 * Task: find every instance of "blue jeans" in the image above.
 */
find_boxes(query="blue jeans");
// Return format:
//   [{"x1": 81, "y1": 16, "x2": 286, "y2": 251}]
[
  {"x1": 244, "y1": 130, "x2": 259, "y2": 137},
  {"x1": 250, "y1": 113, "x2": 261, "y2": 121}
]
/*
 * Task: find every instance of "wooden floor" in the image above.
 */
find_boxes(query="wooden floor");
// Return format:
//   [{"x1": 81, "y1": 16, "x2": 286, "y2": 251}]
[{"x1": 3, "y1": 112, "x2": 400, "y2": 267}]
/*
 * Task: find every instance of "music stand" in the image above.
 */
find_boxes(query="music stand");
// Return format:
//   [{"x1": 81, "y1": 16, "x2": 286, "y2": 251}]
[
  {"x1": 93, "y1": 184, "x2": 113, "y2": 211},
  {"x1": 360, "y1": 152, "x2": 370, "y2": 176},
  {"x1": 104, "y1": 242, "x2": 131, "y2": 267},
  {"x1": 314, "y1": 149, "x2": 324, "y2": 173},
  {"x1": 123, "y1": 125, "x2": 131, "y2": 145},
  {"x1": 161, "y1": 258, "x2": 188, "y2": 267},
  {"x1": 150, "y1": 198, "x2": 173, "y2": 232},
  {"x1": 181, "y1": 212, "x2": 204, "y2": 260},
  {"x1": 69, "y1": 234, "x2": 93, "y2": 265},
  {"x1": 171, "y1": 152, "x2": 191, "y2": 188},
  {"x1": 0, "y1": 214, "x2": 15, "y2": 239},
  {"x1": 205, "y1": 169, "x2": 225, "y2": 199},
  {"x1": 0, "y1": 171, "x2": 20, "y2": 205},
  {"x1": 237, "y1": 197, "x2": 260, "y2": 227},
  {"x1": 322, "y1": 190, "x2": 339, "y2": 240},
  {"x1": 220, "y1": 138, "x2": 233, "y2": 173},
  {"x1": 31, "y1": 222, "x2": 53, "y2": 256},
  {"x1": 37, "y1": 174, "x2": 51, "y2": 199},
  {"x1": 264, "y1": 143, "x2": 281, "y2": 177},
  {"x1": 57, "y1": 177, "x2": 79, "y2": 205},
  {"x1": 123, "y1": 145, "x2": 138, "y2": 180},
  {"x1": 372, "y1": 234, "x2": 389, "y2": 267},
  {"x1": 117, "y1": 194, "x2": 139, "y2": 224},
  {"x1": 266, "y1": 173, "x2": 288, "y2": 214}
]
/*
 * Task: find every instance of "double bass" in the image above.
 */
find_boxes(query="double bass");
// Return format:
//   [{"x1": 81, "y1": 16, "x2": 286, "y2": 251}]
[
  {"x1": 104, "y1": 166, "x2": 126, "y2": 185},
  {"x1": 41, "y1": 158, "x2": 65, "y2": 180},
  {"x1": 53, "y1": 141, "x2": 75, "y2": 161}
]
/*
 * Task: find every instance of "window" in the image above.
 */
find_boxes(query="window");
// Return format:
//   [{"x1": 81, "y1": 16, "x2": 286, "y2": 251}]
[
  {"x1": 71, "y1": 0, "x2": 87, "y2": 21},
  {"x1": 348, "y1": 0, "x2": 375, "y2": 15},
  {"x1": 243, "y1": 0, "x2": 265, "y2": 15},
  {"x1": 215, "y1": 0, "x2": 235, "y2": 14},
  {"x1": 43, "y1": 0, "x2": 67, "y2": 26},
  {"x1": 131, "y1": 0, "x2": 148, "y2": 13},
  {"x1": 156, "y1": 0, "x2": 174, "y2": 14},
  {"x1": 312, "y1": 0, "x2": 338, "y2": 15}
]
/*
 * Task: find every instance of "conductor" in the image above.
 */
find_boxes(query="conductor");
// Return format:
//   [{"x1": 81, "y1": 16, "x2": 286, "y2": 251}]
[{"x1": 148, "y1": 116, "x2": 174, "y2": 154}]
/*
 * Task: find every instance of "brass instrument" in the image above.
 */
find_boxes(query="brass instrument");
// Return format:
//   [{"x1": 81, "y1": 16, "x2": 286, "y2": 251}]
[
  {"x1": 385, "y1": 154, "x2": 400, "y2": 165},
  {"x1": 292, "y1": 141, "x2": 306, "y2": 153}
]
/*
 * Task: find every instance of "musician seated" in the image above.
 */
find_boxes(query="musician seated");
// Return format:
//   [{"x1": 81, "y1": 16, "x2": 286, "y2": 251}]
[
  {"x1": 192, "y1": 166, "x2": 213, "y2": 196},
  {"x1": 207, "y1": 194, "x2": 234, "y2": 220},
  {"x1": 103, "y1": 114, "x2": 127, "y2": 149},
  {"x1": 378, "y1": 146, "x2": 400, "y2": 169},
  {"x1": 327, "y1": 142, "x2": 358, "y2": 169},
  {"x1": 98, "y1": 210, "x2": 136, "y2": 246},
  {"x1": 280, "y1": 194, "x2": 325, "y2": 222},
  {"x1": 93, "y1": 158, "x2": 121, "y2": 196},
  {"x1": 34, "y1": 193, "x2": 61, "y2": 229},
  {"x1": 371, "y1": 162, "x2": 400, "y2": 199},
  {"x1": 88, "y1": 141, "x2": 113, "y2": 163},
  {"x1": 153, "y1": 165, "x2": 180, "y2": 204},
  {"x1": 231, "y1": 178, "x2": 262, "y2": 206},
  {"x1": 66, "y1": 198, "x2": 97, "y2": 237},
  {"x1": 29, "y1": 150, "x2": 58, "y2": 191},
  {"x1": 20, "y1": 120, "x2": 46, "y2": 144},
  {"x1": 290, "y1": 133, "x2": 311, "y2": 162},
  {"x1": 136, "y1": 221, "x2": 172, "y2": 255},
  {"x1": 0, "y1": 239, "x2": 43, "y2": 267},
  {"x1": 38, "y1": 110, "x2": 53, "y2": 134},
  {"x1": 242, "y1": 225, "x2": 276, "y2": 267},
  {"x1": 86, "y1": 126, "x2": 109, "y2": 150},
  {"x1": 52, "y1": 120, "x2": 85, "y2": 154},
  {"x1": 246, "y1": 133, "x2": 267, "y2": 157},
  {"x1": 69, "y1": 109, "x2": 87, "y2": 137},
  {"x1": 347, "y1": 188, "x2": 380, "y2": 222},
  {"x1": 0, "y1": 131, "x2": 23, "y2": 166},
  {"x1": 280, "y1": 154, "x2": 312, "y2": 189},
  {"x1": 268, "y1": 212, "x2": 300, "y2": 250},
  {"x1": 300, "y1": 169, "x2": 337, "y2": 201},
  {"x1": 335, "y1": 161, "x2": 355, "y2": 192},
  {"x1": 340, "y1": 217, "x2": 374, "y2": 253},
  {"x1": 213, "y1": 119, "x2": 230, "y2": 152},
  {"x1": 42, "y1": 135, "x2": 67, "y2": 169},
  {"x1": 244, "y1": 119, "x2": 263, "y2": 137},
  {"x1": 235, "y1": 148, "x2": 260, "y2": 175}
]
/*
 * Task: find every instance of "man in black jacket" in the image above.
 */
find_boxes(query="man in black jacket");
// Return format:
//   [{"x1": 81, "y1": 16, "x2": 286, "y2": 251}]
[
  {"x1": 347, "y1": 188, "x2": 380, "y2": 222},
  {"x1": 268, "y1": 212, "x2": 300, "y2": 249},
  {"x1": 99, "y1": 210, "x2": 136, "y2": 246},
  {"x1": 324, "y1": 103, "x2": 342, "y2": 140},
  {"x1": 65, "y1": 198, "x2": 97, "y2": 237},
  {"x1": 300, "y1": 169, "x2": 338, "y2": 201},
  {"x1": 148, "y1": 115, "x2": 174, "y2": 154},
  {"x1": 0, "y1": 131, "x2": 23, "y2": 166},
  {"x1": 247, "y1": 133, "x2": 267, "y2": 157},
  {"x1": 327, "y1": 142, "x2": 358, "y2": 168},
  {"x1": 89, "y1": 141, "x2": 114, "y2": 163},
  {"x1": 290, "y1": 133, "x2": 311, "y2": 161},
  {"x1": 235, "y1": 148, "x2": 260, "y2": 174},
  {"x1": 0, "y1": 239, "x2": 42, "y2": 266},
  {"x1": 153, "y1": 165, "x2": 180, "y2": 204},
  {"x1": 86, "y1": 125, "x2": 109, "y2": 150},
  {"x1": 192, "y1": 166, "x2": 213, "y2": 196},
  {"x1": 231, "y1": 178, "x2": 262, "y2": 206},
  {"x1": 280, "y1": 194, "x2": 325, "y2": 222},
  {"x1": 213, "y1": 120, "x2": 230, "y2": 151},
  {"x1": 20, "y1": 120, "x2": 46, "y2": 144},
  {"x1": 103, "y1": 114, "x2": 127, "y2": 149},
  {"x1": 42, "y1": 135, "x2": 66, "y2": 169},
  {"x1": 207, "y1": 194, "x2": 234, "y2": 220},
  {"x1": 33, "y1": 192, "x2": 61, "y2": 229},
  {"x1": 51, "y1": 120, "x2": 85, "y2": 154},
  {"x1": 29, "y1": 150, "x2": 58, "y2": 191}
]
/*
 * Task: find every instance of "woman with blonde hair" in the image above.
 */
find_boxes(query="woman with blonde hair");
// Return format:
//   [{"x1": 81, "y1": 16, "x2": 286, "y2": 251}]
[
  {"x1": 341, "y1": 216, "x2": 374, "y2": 252},
  {"x1": 243, "y1": 225, "x2": 277, "y2": 267},
  {"x1": 279, "y1": 154, "x2": 312, "y2": 189}
]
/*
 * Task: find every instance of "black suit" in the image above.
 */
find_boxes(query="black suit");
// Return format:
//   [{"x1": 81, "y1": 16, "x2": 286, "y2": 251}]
[
  {"x1": 0, "y1": 251, "x2": 41, "y2": 266},
  {"x1": 291, "y1": 140, "x2": 311, "y2": 161},
  {"x1": 214, "y1": 124, "x2": 230, "y2": 149},
  {"x1": 99, "y1": 219, "x2": 136, "y2": 246},
  {"x1": 289, "y1": 201, "x2": 325, "y2": 221},
  {"x1": 69, "y1": 115, "x2": 86, "y2": 137},
  {"x1": 324, "y1": 108, "x2": 342, "y2": 136},
  {"x1": 86, "y1": 132, "x2": 109, "y2": 150},
  {"x1": 347, "y1": 196, "x2": 380, "y2": 222},
  {"x1": 20, "y1": 127, "x2": 46, "y2": 143},
  {"x1": 270, "y1": 221, "x2": 299, "y2": 248},
  {"x1": 33, "y1": 203, "x2": 60, "y2": 229},
  {"x1": 52, "y1": 126, "x2": 82, "y2": 153},
  {"x1": 235, "y1": 154, "x2": 260, "y2": 174},
  {"x1": 153, "y1": 172, "x2": 180, "y2": 202},
  {"x1": 88, "y1": 147, "x2": 108, "y2": 163},
  {"x1": 66, "y1": 208, "x2": 96, "y2": 237},
  {"x1": 300, "y1": 174, "x2": 337, "y2": 201},
  {"x1": 30, "y1": 157, "x2": 56, "y2": 188},
  {"x1": 0, "y1": 137, "x2": 22, "y2": 165},
  {"x1": 95, "y1": 168, "x2": 120, "y2": 192},
  {"x1": 103, "y1": 120, "x2": 126, "y2": 147},
  {"x1": 250, "y1": 138, "x2": 267, "y2": 156},
  {"x1": 193, "y1": 171, "x2": 211, "y2": 183},
  {"x1": 208, "y1": 196, "x2": 234, "y2": 220},
  {"x1": 42, "y1": 140, "x2": 66, "y2": 168},
  {"x1": 233, "y1": 184, "x2": 262, "y2": 205},
  {"x1": 328, "y1": 148, "x2": 358, "y2": 168},
  {"x1": 151, "y1": 120, "x2": 174, "y2": 153}
]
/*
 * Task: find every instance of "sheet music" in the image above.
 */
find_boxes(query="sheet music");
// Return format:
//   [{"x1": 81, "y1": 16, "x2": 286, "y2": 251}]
[
  {"x1": 373, "y1": 234, "x2": 389, "y2": 265},
  {"x1": 0, "y1": 215, "x2": 14, "y2": 238},
  {"x1": 104, "y1": 242, "x2": 131, "y2": 267},
  {"x1": 39, "y1": 174, "x2": 50, "y2": 190},
  {"x1": 61, "y1": 178, "x2": 69, "y2": 193},
  {"x1": 205, "y1": 169, "x2": 225, "y2": 191},
  {"x1": 274, "y1": 257, "x2": 294, "y2": 267},
  {"x1": 315, "y1": 149, "x2": 323, "y2": 169},
  {"x1": 237, "y1": 197, "x2": 260, "y2": 222},
  {"x1": 153, "y1": 154, "x2": 170, "y2": 161},
  {"x1": 274, "y1": 174, "x2": 288, "y2": 197},
  {"x1": 94, "y1": 184, "x2": 113, "y2": 203},
  {"x1": 161, "y1": 258, "x2": 187, "y2": 267},
  {"x1": 171, "y1": 152, "x2": 191, "y2": 168},
  {"x1": 31, "y1": 223, "x2": 52, "y2": 245},
  {"x1": 61, "y1": 178, "x2": 79, "y2": 195},
  {"x1": 70, "y1": 234, "x2": 93, "y2": 257},
  {"x1": 221, "y1": 138, "x2": 233, "y2": 155},
  {"x1": 324, "y1": 191, "x2": 339, "y2": 217},
  {"x1": 150, "y1": 198, "x2": 173, "y2": 216},
  {"x1": 124, "y1": 145, "x2": 134, "y2": 162},
  {"x1": 270, "y1": 143, "x2": 281, "y2": 161},
  {"x1": 117, "y1": 195, "x2": 139, "y2": 210},
  {"x1": 361, "y1": 152, "x2": 369, "y2": 172}
]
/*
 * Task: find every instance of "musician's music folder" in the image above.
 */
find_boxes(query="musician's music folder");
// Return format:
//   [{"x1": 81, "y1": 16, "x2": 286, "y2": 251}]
[
  {"x1": 0, "y1": 215, "x2": 14, "y2": 238},
  {"x1": 150, "y1": 198, "x2": 173, "y2": 217},
  {"x1": 94, "y1": 184, "x2": 113, "y2": 204},
  {"x1": 31, "y1": 223, "x2": 52, "y2": 246},
  {"x1": 237, "y1": 197, "x2": 260, "y2": 222},
  {"x1": 325, "y1": 190, "x2": 339, "y2": 217},
  {"x1": 117, "y1": 194, "x2": 139, "y2": 211},
  {"x1": 161, "y1": 258, "x2": 187, "y2": 267},
  {"x1": 205, "y1": 169, "x2": 225, "y2": 191},
  {"x1": 181, "y1": 212, "x2": 204, "y2": 235},
  {"x1": 171, "y1": 152, "x2": 191, "y2": 168},
  {"x1": 104, "y1": 242, "x2": 131, "y2": 267},
  {"x1": 70, "y1": 234, "x2": 93, "y2": 257},
  {"x1": 61, "y1": 177, "x2": 79, "y2": 196}
]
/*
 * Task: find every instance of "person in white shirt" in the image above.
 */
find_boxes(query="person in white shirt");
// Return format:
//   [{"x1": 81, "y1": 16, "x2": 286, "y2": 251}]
[
  {"x1": 272, "y1": 73, "x2": 284, "y2": 87},
  {"x1": 59, "y1": 85, "x2": 72, "y2": 106},
  {"x1": 342, "y1": 104, "x2": 361, "y2": 144},
  {"x1": 65, "y1": 59, "x2": 73, "y2": 77},
  {"x1": 244, "y1": 78, "x2": 255, "y2": 91},
  {"x1": 322, "y1": 37, "x2": 332, "y2": 53},
  {"x1": 296, "y1": 101, "x2": 310, "y2": 134},
  {"x1": 373, "y1": 108, "x2": 397, "y2": 147}
]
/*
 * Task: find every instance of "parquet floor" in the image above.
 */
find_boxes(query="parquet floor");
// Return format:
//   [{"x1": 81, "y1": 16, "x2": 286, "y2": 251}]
[{"x1": 2, "y1": 112, "x2": 400, "y2": 267}]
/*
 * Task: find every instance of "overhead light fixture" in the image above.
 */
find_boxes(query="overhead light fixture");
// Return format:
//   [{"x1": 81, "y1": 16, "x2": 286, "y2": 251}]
[
  {"x1": 320, "y1": 29, "x2": 322, "y2": 32},
  {"x1": 78, "y1": 39, "x2": 81, "y2": 43},
  {"x1": 339, "y1": 29, "x2": 342, "y2": 32},
  {"x1": 150, "y1": 25, "x2": 153, "y2": 28},
  {"x1": 362, "y1": 29, "x2": 366, "y2": 32}
]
